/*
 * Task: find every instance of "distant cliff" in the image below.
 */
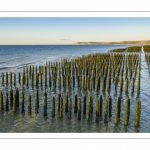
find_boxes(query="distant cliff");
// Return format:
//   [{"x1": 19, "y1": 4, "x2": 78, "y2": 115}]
[{"x1": 73, "y1": 40, "x2": 150, "y2": 45}]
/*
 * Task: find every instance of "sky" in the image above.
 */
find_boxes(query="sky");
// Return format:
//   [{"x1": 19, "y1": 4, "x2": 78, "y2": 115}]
[{"x1": 0, "y1": 17, "x2": 150, "y2": 45}]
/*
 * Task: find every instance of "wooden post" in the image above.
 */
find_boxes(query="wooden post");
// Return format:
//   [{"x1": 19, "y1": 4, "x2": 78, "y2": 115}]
[
  {"x1": 2, "y1": 72, "x2": 4, "y2": 86},
  {"x1": 21, "y1": 92, "x2": 25, "y2": 113},
  {"x1": 6, "y1": 72, "x2": 8, "y2": 86},
  {"x1": 124, "y1": 100, "x2": 129, "y2": 126},
  {"x1": 22, "y1": 73, "x2": 25, "y2": 86},
  {"x1": 49, "y1": 75, "x2": 51, "y2": 88},
  {"x1": 90, "y1": 95, "x2": 93, "y2": 115},
  {"x1": 114, "y1": 101, "x2": 119, "y2": 124},
  {"x1": 14, "y1": 73, "x2": 16, "y2": 86},
  {"x1": 40, "y1": 74, "x2": 42, "y2": 87},
  {"x1": 78, "y1": 98, "x2": 81, "y2": 120},
  {"x1": 86, "y1": 96, "x2": 91, "y2": 121},
  {"x1": 10, "y1": 72, "x2": 12, "y2": 85},
  {"x1": 99, "y1": 95, "x2": 103, "y2": 117},
  {"x1": 13, "y1": 94, "x2": 17, "y2": 112},
  {"x1": 5, "y1": 92, "x2": 9, "y2": 111},
  {"x1": 131, "y1": 77, "x2": 135, "y2": 93},
  {"x1": 19, "y1": 72, "x2": 21, "y2": 84},
  {"x1": 59, "y1": 97, "x2": 63, "y2": 118},
  {"x1": 10, "y1": 88, "x2": 13, "y2": 107},
  {"x1": 29, "y1": 65, "x2": 31, "y2": 75},
  {"x1": 108, "y1": 96, "x2": 112, "y2": 117},
  {"x1": 102, "y1": 77, "x2": 105, "y2": 92},
  {"x1": 28, "y1": 94, "x2": 31, "y2": 114},
  {"x1": 68, "y1": 98, "x2": 72, "y2": 119},
  {"x1": 65, "y1": 93, "x2": 68, "y2": 112},
  {"x1": 43, "y1": 91, "x2": 47, "y2": 116},
  {"x1": 58, "y1": 93, "x2": 61, "y2": 111},
  {"x1": 58, "y1": 76, "x2": 61, "y2": 89},
  {"x1": 26, "y1": 74, "x2": 28, "y2": 86},
  {"x1": 125, "y1": 77, "x2": 128, "y2": 93},
  {"x1": 35, "y1": 74, "x2": 38, "y2": 87},
  {"x1": 74, "y1": 94, "x2": 77, "y2": 113},
  {"x1": 107, "y1": 76, "x2": 111, "y2": 92},
  {"x1": 134, "y1": 102, "x2": 140, "y2": 127},
  {"x1": 95, "y1": 100, "x2": 99, "y2": 122},
  {"x1": 104, "y1": 100, "x2": 108, "y2": 123},
  {"x1": 73, "y1": 76, "x2": 75, "y2": 89},
  {"x1": 118, "y1": 96, "x2": 121, "y2": 118},
  {"x1": 137, "y1": 77, "x2": 140, "y2": 94},
  {"x1": 31, "y1": 73, "x2": 34, "y2": 87},
  {"x1": 115, "y1": 76, "x2": 118, "y2": 91},
  {"x1": 52, "y1": 96, "x2": 55, "y2": 117},
  {"x1": 35, "y1": 91, "x2": 39, "y2": 113},
  {"x1": 16, "y1": 87, "x2": 19, "y2": 107}
]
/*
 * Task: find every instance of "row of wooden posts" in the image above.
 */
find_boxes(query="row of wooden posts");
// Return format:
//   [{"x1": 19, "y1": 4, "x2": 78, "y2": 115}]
[
  {"x1": 145, "y1": 53, "x2": 150, "y2": 69},
  {"x1": 110, "y1": 47, "x2": 142, "y2": 53},
  {"x1": 1, "y1": 53, "x2": 141, "y2": 95},
  {"x1": 143, "y1": 45, "x2": 150, "y2": 53},
  {"x1": 0, "y1": 90, "x2": 141, "y2": 127},
  {"x1": 1, "y1": 71, "x2": 140, "y2": 95},
  {"x1": 0, "y1": 53, "x2": 141, "y2": 128}
]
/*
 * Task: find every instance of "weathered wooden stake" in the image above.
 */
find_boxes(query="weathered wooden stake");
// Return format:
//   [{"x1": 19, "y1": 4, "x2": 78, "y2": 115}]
[
  {"x1": 43, "y1": 91, "x2": 47, "y2": 116},
  {"x1": 86, "y1": 96, "x2": 91, "y2": 121},
  {"x1": 35, "y1": 91, "x2": 39, "y2": 113},
  {"x1": 58, "y1": 93, "x2": 61, "y2": 111},
  {"x1": 68, "y1": 98, "x2": 72, "y2": 119},
  {"x1": 65, "y1": 93, "x2": 68, "y2": 112},
  {"x1": 28, "y1": 94, "x2": 31, "y2": 113},
  {"x1": 74, "y1": 94, "x2": 77, "y2": 113},
  {"x1": 2, "y1": 72, "x2": 4, "y2": 86},
  {"x1": 13, "y1": 94, "x2": 17, "y2": 112},
  {"x1": 19, "y1": 72, "x2": 21, "y2": 84},
  {"x1": 96, "y1": 100, "x2": 99, "y2": 122},
  {"x1": 26, "y1": 74, "x2": 28, "y2": 86},
  {"x1": 21, "y1": 92, "x2": 25, "y2": 113},
  {"x1": 5, "y1": 92, "x2": 9, "y2": 111},
  {"x1": 108, "y1": 96, "x2": 112, "y2": 117},
  {"x1": 125, "y1": 77, "x2": 129, "y2": 93},
  {"x1": 104, "y1": 100, "x2": 108, "y2": 123},
  {"x1": 6, "y1": 72, "x2": 8, "y2": 86},
  {"x1": 40, "y1": 74, "x2": 42, "y2": 87},
  {"x1": 52, "y1": 96, "x2": 55, "y2": 117},
  {"x1": 14, "y1": 73, "x2": 16, "y2": 86},
  {"x1": 118, "y1": 96, "x2": 121, "y2": 118},
  {"x1": 124, "y1": 100, "x2": 129, "y2": 126},
  {"x1": 10, "y1": 88, "x2": 13, "y2": 106},
  {"x1": 16, "y1": 87, "x2": 19, "y2": 107},
  {"x1": 10, "y1": 72, "x2": 12, "y2": 85},
  {"x1": 78, "y1": 98, "x2": 81, "y2": 120},
  {"x1": 99, "y1": 95, "x2": 103, "y2": 117},
  {"x1": 114, "y1": 101, "x2": 119, "y2": 124},
  {"x1": 59, "y1": 97, "x2": 63, "y2": 118}
]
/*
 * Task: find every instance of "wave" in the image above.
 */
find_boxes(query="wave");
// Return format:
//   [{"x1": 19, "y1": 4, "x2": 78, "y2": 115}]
[
  {"x1": 22, "y1": 62, "x2": 36, "y2": 66},
  {"x1": 0, "y1": 64, "x2": 19, "y2": 71}
]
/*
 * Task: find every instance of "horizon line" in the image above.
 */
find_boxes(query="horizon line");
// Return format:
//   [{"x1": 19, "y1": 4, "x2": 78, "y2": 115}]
[{"x1": 0, "y1": 44, "x2": 146, "y2": 46}]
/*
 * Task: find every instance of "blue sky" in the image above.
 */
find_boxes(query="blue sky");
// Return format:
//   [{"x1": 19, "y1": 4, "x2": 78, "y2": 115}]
[{"x1": 0, "y1": 17, "x2": 150, "y2": 44}]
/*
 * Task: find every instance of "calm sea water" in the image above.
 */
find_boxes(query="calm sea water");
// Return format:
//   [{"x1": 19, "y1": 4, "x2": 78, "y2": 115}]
[{"x1": 0, "y1": 44, "x2": 149, "y2": 133}]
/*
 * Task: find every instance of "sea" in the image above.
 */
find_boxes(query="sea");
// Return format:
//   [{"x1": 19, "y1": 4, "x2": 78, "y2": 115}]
[{"x1": 0, "y1": 44, "x2": 149, "y2": 133}]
